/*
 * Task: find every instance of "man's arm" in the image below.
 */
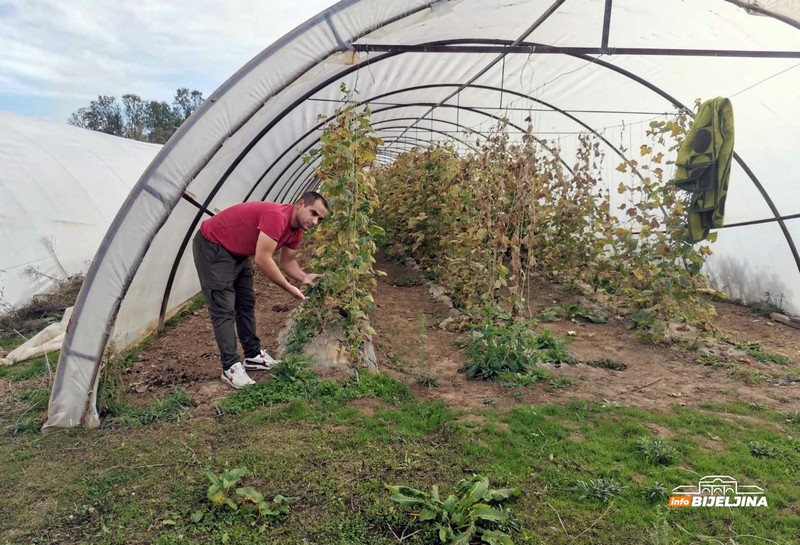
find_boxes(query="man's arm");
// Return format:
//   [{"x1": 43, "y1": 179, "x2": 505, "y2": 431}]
[
  {"x1": 254, "y1": 232, "x2": 305, "y2": 300},
  {"x1": 280, "y1": 247, "x2": 323, "y2": 286}
]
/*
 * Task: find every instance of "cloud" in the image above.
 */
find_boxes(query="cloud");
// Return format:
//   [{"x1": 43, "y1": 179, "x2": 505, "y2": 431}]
[{"x1": 0, "y1": 0, "x2": 336, "y2": 120}]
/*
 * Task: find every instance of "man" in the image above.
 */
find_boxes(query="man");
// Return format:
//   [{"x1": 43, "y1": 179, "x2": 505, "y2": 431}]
[{"x1": 192, "y1": 192, "x2": 328, "y2": 389}]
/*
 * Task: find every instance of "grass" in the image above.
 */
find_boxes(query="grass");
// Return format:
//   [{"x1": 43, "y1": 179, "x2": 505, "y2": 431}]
[
  {"x1": 1, "y1": 392, "x2": 798, "y2": 544},
  {"x1": 0, "y1": 350, "x2": 57, "y2": 382}
]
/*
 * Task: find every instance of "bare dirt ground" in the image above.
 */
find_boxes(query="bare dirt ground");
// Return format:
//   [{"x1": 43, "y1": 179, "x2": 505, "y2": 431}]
[{"x1": 112, "y1": 255, "x2": 800, "y2": 418}]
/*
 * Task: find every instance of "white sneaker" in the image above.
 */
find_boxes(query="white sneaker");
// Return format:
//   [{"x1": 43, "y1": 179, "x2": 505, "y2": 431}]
[
  {"x1": 243, "y1": 349, "x2": 279, "y2": 371},
  {"x1": 221, "y1": 362, "x2": 256, "y2": 389}
]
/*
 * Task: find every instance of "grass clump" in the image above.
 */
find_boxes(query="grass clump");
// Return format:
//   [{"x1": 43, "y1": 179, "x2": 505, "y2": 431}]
[
  {"x1": 748, "y1": 441, "x2": 779, "y2": 459},
  {"x1": 586, "y1": 358, "x2": 627, "y2": 371},
  {"x1": 2, "y1": 355, "x2": 55, "y2": 382},
  {"x1": 635, "y1": 437, "x2": 677, "y2": 466},
  {"x1": 217, "y1": 356, "x2": 411, "y2": 415},
  {"x1": 640, "y1": 482, "x2": 669, "y2": 505},
  {"x1": 105, "y1": 390, "x2": 191, "y2": 427},
  {"x1": 576, "y1": 477, "x2": 625, "y2": 504}
]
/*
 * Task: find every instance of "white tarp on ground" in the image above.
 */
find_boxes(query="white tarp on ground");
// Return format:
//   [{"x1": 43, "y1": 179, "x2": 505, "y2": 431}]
[
  {"x1": 0, "y1": 112, "x2": 161, "y2": 310},
  {"x1": 0, "y1": 307, "x2": 73, "y2": 366},
  {"x1": 46, "y1": 0, "x2": 800, "y2": 428}
]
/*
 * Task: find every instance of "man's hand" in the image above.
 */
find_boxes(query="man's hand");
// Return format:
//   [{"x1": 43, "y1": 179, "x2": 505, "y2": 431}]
[
  {"x1": 287, "y1": 285, "x2": 307, "y2": 301},
  {"x1": 301, "y1": 273, "x2": 324, "y2": 286}
]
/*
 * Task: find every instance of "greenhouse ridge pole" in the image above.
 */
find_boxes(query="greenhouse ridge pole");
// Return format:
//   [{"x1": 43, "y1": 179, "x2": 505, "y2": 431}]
[{"x1": 350, "y1": 43, "x2": 800, "y2": 58}]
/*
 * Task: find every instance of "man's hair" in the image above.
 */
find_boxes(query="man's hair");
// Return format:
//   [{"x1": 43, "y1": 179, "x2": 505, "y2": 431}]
[{"x1": 298, "y1": 191, "x2": 328, "y2": 210}]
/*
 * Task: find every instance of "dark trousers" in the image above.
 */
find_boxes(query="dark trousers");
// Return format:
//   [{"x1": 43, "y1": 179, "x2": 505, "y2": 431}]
[{"x1": 192, "y1": 231, "x2": 261, "y2": 370}]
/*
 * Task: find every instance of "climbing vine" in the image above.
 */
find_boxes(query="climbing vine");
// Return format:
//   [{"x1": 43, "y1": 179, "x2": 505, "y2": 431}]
[
  {"x1": 294, "y1": 88, "x2": 383, "y2": 361},
  {"x1": 374, "y1": 109, "x2": 716, "y2": 341}
]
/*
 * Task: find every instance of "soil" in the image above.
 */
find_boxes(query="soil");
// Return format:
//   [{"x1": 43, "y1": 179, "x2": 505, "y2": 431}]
[
  {"x1": 112, "y1": 255, "x2": 800, "y2": 418},
  {"x1": 4, "y1": 255, "x2": 800, "y2": 423}
]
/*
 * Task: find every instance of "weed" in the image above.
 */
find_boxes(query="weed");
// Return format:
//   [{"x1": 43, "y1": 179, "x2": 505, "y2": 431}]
[
  {"x1": 586, "y1": 359, "x2": 627, "y2": 371},
  {"x1": 636, "y1": 437, "x2": 677, "y2": 466},
  {"x1": 648, "y1": 508, "x2": 675, "y2": 545},
  {"x1": 739, "y1": 292, "x2": 787, "y2": 318},
  {"x1": 695, "y1": 353, "x2": 730, "y2": 367},
  {"x1": 105, "y1": 390, "x2": 191, "y2": 427},
  {"x1": 9, "y1": 356, "x2": 52, "y2": 382},
  {"x1": 463, "y1": 312, "x2": 572, "y2": 381},
  {"x1": 548, "y1": 376, "x2": 574, "y2": 389},
  {"x1": 9, "y1": 413, "x2": 43, "y2": 435},
  {"x1": 416, "y1": 373, "x2": 440, "y2": 388},
  {"x1": 97, "y1": 345, "x2": 143, "y2": 412},
  {"x1": 540, "y1": 303, "x2": 607, "y2": 324},
  {"x1": 392, "y1": 274, "x2": 423, "y2": 287},
  {"x1": 784, "y1": 411, "x2": 800, "y2": 426},
  {"x1": 562, "y1": 303, "x2": 608, "y2": 324},
  {"x1": 163, "y1": 294, "x2": 205, "y2": 330},
  {"x1": 15, "y1": 388, "x2": 49, "y2": 405},
  {"x1": 748, "y1": 441, "x2": 778, "y2": 458},
  {"x1": 194, "y1": 467, "x2": 290, "y2": 523},
  {"x1": 729, "y1": 367, "x2": 765, "y2": 385},
  {"x1": 576, "y1": 477, "x2": 625, "y2": 504},
  {"x1": 217, "y1": 357, "x2": 410, "y2": 415},
  {"x1": 497, "y1": 369, "x2": 550, "y2": 386},
  {"x1": 387, "y1": 474, "x2": 521, "y2": 544},
  {"x1": 641, "y1": 482, "x2": 669, "y2": 505},
  {"x1": 726, "y1": 338, "x2": 789, "y2": 365}
]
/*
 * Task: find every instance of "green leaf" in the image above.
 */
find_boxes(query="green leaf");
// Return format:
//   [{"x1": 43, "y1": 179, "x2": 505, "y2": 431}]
[
  {"x1": 470, "y1": 504, "x2": 509, "y2": 523},
  {"x1": 442, "y1": 495, "x2": 459, "y2": 513},
  {"x1": 389, "y1": 494, "x2": 429, "y2": 508},
  {"x1": 488, "y1": 487, "x2": 521, "y2": 502},
  {"x1": 419, "y1": 507, "x2": 439, "y2": 522},
  {"x1": 386, "y1": 485, "x2": 427, "y2": 498},
  {"x1": 190, "y1": 509, "x2": 205, "y2": 523},
  {"x1": 438, "y1": 524, "x2": 454, "y2": 542},
  {"x1": 235, "y1": 486, "x2": 264, "y2": 504},
  {"x1": 467, "y1": 476, "x2": 490, "y2": 503},
  {"x1": 480, "y1": 529, "x2": 515, "y2": 545},
  {"x1": 205, "y1": 471, "x2": 220, "y2": 487}
]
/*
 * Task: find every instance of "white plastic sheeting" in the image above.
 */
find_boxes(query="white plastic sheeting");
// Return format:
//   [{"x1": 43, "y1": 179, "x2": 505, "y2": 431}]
[
  {"x1": 0, "y1": 112, "x2": 160, "y2": 309},
  {"x1": 46, "y1": 0, "x2": 800, "y2": 428}
]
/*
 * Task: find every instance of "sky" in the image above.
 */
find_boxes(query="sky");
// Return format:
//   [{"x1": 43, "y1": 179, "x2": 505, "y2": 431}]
[{"x1": 0, "y1": 0, "x2": 337, "y2": 123}]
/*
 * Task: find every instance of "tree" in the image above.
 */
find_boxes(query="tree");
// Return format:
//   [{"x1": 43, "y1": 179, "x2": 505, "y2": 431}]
[
  {"x1": 68, "y1": 88, "x2": 205, "y2": 144},
  {"x1": 68, "y1": 95, "x2": 124, "y2": 136}
]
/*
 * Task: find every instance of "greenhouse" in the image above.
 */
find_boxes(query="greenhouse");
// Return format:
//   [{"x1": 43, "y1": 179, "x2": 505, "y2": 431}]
[{"x1": 45, "y1": 0, "x2": 800, "y2": 433}]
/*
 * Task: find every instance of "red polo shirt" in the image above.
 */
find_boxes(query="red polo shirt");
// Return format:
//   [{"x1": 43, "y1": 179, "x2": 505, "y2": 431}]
[{"x1": 200, "y1": 201, "x2": 303, "y2": 256}]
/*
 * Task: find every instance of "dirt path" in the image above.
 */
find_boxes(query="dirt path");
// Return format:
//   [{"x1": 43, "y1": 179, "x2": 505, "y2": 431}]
[{"x1": 110, "y1": 256, "x2": 800, "y2": 417}]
